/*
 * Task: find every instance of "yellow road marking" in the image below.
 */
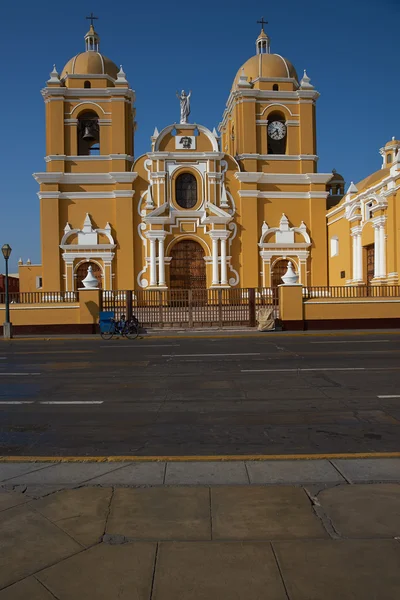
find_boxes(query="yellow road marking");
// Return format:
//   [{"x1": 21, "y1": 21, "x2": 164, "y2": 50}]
[{"x1": 1, "y1": 452, "x2": 400, "y2": 463}]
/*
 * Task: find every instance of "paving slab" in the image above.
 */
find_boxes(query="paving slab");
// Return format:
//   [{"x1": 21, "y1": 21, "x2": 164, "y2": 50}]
[
  {"x1": 0, "y1": 505, "x2": 81, "y2": 590},
  {"x1": 246, "y1": 459, "x2": 345, "y2": 484},
  {"x1": 152, "y1": 541, "x2": 287, "y2": 600},
  {"x1": 6, "y1": 463, "x2": 123, "y2": 486},
  {"x1": 88, "y1": 462, "x2": 165, "y2": 485},
  {"x1": 31, "y1": 487, "x2": 112, "y2": 547},
  {"x1": 107, "y1": 487, "x2": 211, "y2": 540},
  {"x1": 0, "y1": 463, "x2": 54, "y2": 483},
  {"x1": 211, "y1": 486, "x2": 328, "y2": 540},
  {"x1": 36, "y1": 542, "x2": 156, "y2": 600},
  {"x1": 273, "y1": 539, "x2": 400, "y2": 600},
  {"x1": 318, "y1": 483, "x2": 400, "y2": 538},
  {"x1": 0, "y1": 577, "x2": 55, "y2": 599},
  {"x1": 165, "y1": 461, "x2": 248, "y2": 485},
  {"x1": 332, "y1": 458, "x2": 400, "y2": 482},
  {"x1": 0, "y1": 489, "x2": 28, "y2": 512}
]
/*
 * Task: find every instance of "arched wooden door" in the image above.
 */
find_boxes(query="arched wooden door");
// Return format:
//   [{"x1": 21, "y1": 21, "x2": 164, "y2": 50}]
[
  {"x1": 271, "y1": 259, "x2": 289, "y2": 288},
  {"x1": 75, "y1": 261, "x2": 103, "y2": 289},
  {"x1": 170, "y1": 240, "x2": 206, "y2": 290}
]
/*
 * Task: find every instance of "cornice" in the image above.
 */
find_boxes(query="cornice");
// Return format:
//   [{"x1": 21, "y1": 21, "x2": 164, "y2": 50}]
[
  {"x1": 235, "y1": 154, "x2": 318, "y2": 162},
  {"x1": 147, "y1": 152, "x2": 224, "y2": 160},
  {"x1": 41, "y1": 86, "x2": 135, "y2": 102},
  {"x1": 44, "y1": 155, "x2": 134, "y2": 163},
  {"x1": 234, "y1": 172, "x2": 332, "y2": 185},
  {"x1": 33, "y1": 172, "x2": 138, "y2": 185}
]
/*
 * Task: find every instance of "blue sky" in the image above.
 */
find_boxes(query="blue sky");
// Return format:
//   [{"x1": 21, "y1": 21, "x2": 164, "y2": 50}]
[{"x1": 0, "y1": 0, "x2": 397, "y2": 270}]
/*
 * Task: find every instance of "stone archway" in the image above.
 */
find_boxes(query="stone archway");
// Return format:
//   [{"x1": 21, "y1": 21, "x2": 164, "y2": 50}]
[{"x1": 170, "y1": 240, "x2": 206, "y2": 289}]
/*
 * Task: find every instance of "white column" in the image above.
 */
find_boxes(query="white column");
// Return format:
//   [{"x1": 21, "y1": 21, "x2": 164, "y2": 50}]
[
  {"x1": 149, "y1": 238, "x2": 157, "y2": 286},
  {"x1": 379, "y1": 226, "x2": 386, "y2": 277},
  {"x1": 220, "y1": 238, "x2": 228, "y2": 285},
  {"x1": 356, "y1": 235, "x2": 362, "y2": 280},
  {"x1": 158, "y1": 237, "x2": 166, "y2": 286},
  {"x1": 352, "y1": 235, "x2": 358, "y2": 280},
  {"x1": 212, "y1": 238, "x2": 219, "y2": 285},
  {"x1": 374, "y1": 225, "x2": 380, "y2": 278}
]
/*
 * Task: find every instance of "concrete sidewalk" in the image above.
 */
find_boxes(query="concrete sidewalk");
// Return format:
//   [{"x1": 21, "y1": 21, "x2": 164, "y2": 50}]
[
  {"x1": 1, "y1": 457, "x2": 400, "y2": 490},
  {"x1": 1, "y1": 459, "x2": 400, "y2": 598}
]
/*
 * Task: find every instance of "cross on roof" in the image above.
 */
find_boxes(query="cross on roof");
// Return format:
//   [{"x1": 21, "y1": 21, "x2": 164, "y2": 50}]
[
  {"x1": 257, "y1": 17, "x2": 268, "y2": 30},
  {"x1": 86, "y1": 12, "x2": 98, "y2": 27}
]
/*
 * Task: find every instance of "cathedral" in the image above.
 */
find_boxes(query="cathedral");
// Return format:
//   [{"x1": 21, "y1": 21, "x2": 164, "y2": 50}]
[{"x1": 19, "y1": 21, "x2": 399, "y2": 293}]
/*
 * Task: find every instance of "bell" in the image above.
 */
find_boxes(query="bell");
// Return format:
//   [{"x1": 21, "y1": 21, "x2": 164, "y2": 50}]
[{"x1": 82, "y1": 125, "x2": 95, "y2": 140}]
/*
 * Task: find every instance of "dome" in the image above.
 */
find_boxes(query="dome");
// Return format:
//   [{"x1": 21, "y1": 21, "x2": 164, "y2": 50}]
[
  {"x1": 61, "y1": 51, "x2": 119, "y2": 79},
  {"x1": 330, "y1": 169, "x2": 344, "y2": 181},
  {"x1": 234, "y1": 53, "x2": 298, "y2": 87},
  {"x1": 385, "y1": 138, "x2": 400, "y2": 149}
]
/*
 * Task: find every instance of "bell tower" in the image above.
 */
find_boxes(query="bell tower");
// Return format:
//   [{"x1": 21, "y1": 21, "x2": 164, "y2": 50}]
[
  {"x1": 220, "y1": 24, "x2": 319, "y2": 176},
  {"x1": 34, "y1": 20, "x2": 137, "y2": 291}
]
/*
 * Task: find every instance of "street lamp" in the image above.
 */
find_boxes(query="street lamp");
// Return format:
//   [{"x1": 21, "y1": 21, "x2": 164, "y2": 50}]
[{"x1": 1, "y1": 244, "x2": 12, "y2": 339}]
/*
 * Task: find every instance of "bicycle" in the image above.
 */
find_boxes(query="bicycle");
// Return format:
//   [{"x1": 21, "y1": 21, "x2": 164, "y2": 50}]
[{"x1": 100, "y1": 316, "x2": 140, "y2": 340}]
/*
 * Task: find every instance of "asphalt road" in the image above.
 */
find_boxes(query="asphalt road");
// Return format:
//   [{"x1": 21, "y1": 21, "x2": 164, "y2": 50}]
[{"x1": 1, "y1": 332, "x2": 400, "y2": 456}]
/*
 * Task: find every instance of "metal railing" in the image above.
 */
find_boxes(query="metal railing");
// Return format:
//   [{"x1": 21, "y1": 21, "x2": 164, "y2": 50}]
[
  {"x1": 0, "y1": 291, "x2": 79, "y2": 304},
  {"x1": 102, "y1": 288, "x2": 278, "y2": 328},
  {"x1": 303, "y1": 286, "x2": 400, "y2": 299}
]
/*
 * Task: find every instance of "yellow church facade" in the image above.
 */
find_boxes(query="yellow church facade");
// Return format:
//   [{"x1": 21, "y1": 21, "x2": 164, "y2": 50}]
[
  {"x1": 19, "y1": 23, "x2": 399, "y2": 295},
  {"x1": 327, "y1": 139, "x2": 400, "y2": 287}
]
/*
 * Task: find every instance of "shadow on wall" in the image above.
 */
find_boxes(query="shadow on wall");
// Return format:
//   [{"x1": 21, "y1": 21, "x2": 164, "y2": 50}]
[{"x1": 85, "y1": 300, "x2": 100, "y2": 322}]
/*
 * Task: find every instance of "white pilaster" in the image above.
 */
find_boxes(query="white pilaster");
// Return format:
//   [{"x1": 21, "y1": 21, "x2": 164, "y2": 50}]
[
  {"x1": 379, "y1": 226, "x2": 386, "y2": 277},
  {"x1": 374, "y1": 224, "x2": 381, "y2": 278},
  {"x1": 212, "y1": 238, "x2": 219, "y2": 285},
  {"x1": 220, "y1": 238, "x2": 228, "y2": 285},
  {"x1": 351, "y1": 228, "x2": 362, "y2": 281},
  {"x1": 158, "y1": 237, "x2": 166, "y2": 286},
  {"x1": 356, "y1": 234, "x2": 362, "y2": 280},
  {"x1": 149, "y1": 238, "x2": 157, "y2": 286}
]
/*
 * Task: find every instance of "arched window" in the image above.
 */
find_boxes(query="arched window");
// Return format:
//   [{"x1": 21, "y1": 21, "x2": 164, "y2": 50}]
[
  {"x1": 176, "y1": 173, "x2": 198, "y2": 209},
  {"x1": 84, "y1": 80, "x2": 91, "y2": 89},
  {"x1": 387, "y1": 154, "x2": 393, "y2": 164},
  {"x1": 273, "y1": 84, "x2": 279, "y2": 91},
  {"x1": 77, "y1": 110, "x2": 100, "y2": 156}
]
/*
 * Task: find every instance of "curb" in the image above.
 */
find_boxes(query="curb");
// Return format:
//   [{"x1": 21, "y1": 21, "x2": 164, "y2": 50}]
[
  {"x1": 1, "y1": 330, "x2": 400, "y2": 342},
  {"x1": 1, "y1": 452, "x2": 400, "y2": 463}
]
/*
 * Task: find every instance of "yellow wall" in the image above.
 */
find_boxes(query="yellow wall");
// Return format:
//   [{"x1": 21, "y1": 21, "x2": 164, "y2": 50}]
[
  {"x1": 304, "y1": 298, "x2": 400, "y2": 320},
  {"x1": 18, "y1": 265, "x2": 42, "y2": 293}
]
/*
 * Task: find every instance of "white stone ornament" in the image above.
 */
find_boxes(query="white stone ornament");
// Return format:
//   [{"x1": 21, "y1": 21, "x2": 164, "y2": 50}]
[
  {"x1": 116, "y1": 65, "x2": 128, "y2": 84},
  {"x1": 347, "y1": 182, "x2": 359, "y2": 194},
  {"x1": 281, "y1": 261, "x2": 299, "y2": 285},
  {"x1": 47, "y1": 65, "x2": 60, "y2": 84},
  {"x1": 81, "y1": 265, "x2": 99, "y2": 289},
  {"x1": 300, "y1": 70, "x2": 314, "y2": 89},
  {"x1": 237, "y1": 68, "x2": 252, "y2": 88}
]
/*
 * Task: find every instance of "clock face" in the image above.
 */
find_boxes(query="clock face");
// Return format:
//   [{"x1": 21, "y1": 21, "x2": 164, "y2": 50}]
[{"x1": 268, "y1": 121, "x2": 287, "y2": 140}]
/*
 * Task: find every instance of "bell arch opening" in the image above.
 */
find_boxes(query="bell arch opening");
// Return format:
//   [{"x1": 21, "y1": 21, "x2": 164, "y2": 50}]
[{"x1": 77, "y1": 111, "x2": 100, "y2": 156}]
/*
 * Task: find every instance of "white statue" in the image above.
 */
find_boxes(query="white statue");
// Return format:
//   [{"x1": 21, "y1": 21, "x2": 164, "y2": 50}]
[{"x1": 176, "y1": 89, "x2": 191, "y2": 124}]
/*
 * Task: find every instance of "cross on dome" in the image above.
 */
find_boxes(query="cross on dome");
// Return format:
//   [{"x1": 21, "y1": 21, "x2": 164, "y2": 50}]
[
  {"x1": 86, "y1": 12, "x2": 98, "y2": 27},
  {"x1": 257, "y1": 17, "x2": 268, "y2": 31},
  {"x1": 256, "y1": 17, "x2": 270, "y2": 54},
  {"x1": 84, "y1": 14, "x2": 100, "y2": 52}
]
